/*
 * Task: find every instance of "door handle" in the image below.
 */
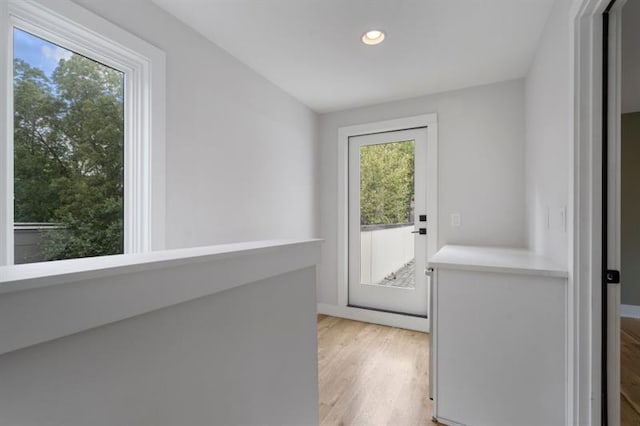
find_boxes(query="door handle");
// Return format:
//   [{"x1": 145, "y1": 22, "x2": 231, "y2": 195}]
[{"x1": 411, "y1": 228, "x2": 427, "y2": 235}]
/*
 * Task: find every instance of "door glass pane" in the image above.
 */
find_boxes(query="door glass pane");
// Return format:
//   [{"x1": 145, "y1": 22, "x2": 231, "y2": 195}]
[
  {"x1": 359, "y1": 140, "x2": 415, "y2": 288},
  {"x1": 13, "y1": 28, "x2": 125, "y2": 264}
]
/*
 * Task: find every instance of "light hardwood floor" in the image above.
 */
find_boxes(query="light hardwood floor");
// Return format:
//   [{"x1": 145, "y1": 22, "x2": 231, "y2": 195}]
[
  {"x1": 317, "y1": 315, "x2": 434, "y2": 426},
  {"x1": 317, "y1": 315, "x2": 640, "y2": 425},
  {"x1": 622, "y1": 317, "x2": 640, "y2": 426}
]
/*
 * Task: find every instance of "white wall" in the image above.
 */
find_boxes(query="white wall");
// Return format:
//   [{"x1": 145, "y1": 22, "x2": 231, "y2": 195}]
[
  {"x1": 621, "y1": 2, "x2": 640, "y2": 307},
  {"x1": 318, "y1": 79, "x2": 526, "y2": 304},
  {"x1": 621, "y1": 113, "x2": 640, "y2": 306},
  {"x1": 622, "y1": 0, "x2": 640, "y2": 114},
  {"x1": 73, "y1": 0, "x2": 319, "y2": 249},
  {"x1": 524, "y1": 0, "x2": 571, "y2": 267},
  {"x1": 0, "y1": 267, "x2": 319, "y2": 426}
]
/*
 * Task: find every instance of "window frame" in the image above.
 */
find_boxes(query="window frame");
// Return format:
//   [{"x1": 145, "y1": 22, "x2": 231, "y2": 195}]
[{"x1": 0, "y1": 0, "x2": 166, "y2": 265}]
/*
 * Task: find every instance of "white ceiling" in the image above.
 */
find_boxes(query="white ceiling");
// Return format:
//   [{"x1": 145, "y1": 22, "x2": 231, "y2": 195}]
[{"x1": 152, "y1": 0, "x2": 556, "y2": 113}]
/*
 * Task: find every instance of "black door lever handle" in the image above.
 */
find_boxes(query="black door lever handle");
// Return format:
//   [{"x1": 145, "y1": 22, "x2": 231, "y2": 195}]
[{"x1": 411, "y1": 228, "x2": 427, "y2": 235}]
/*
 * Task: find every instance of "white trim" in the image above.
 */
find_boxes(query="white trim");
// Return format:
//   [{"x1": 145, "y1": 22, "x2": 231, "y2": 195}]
[
  {"x1": 570, "y1": 0, "x2": 613, "y2": 424},
  {"x1": 1, "y1": 0, "x2": 166, "y2": 265},
  {"x1": 0, "y1": 1, "x2": 11, "y2": 266},
  {"x1": 336, "y1": 114, "x2": 438, "y2": 322},
  {"x1": 317, "y1": 303, "x2": 429, "y2": 333},
  {"x1": 620, "y1": 304, "x2": 640, "y2": 318}
]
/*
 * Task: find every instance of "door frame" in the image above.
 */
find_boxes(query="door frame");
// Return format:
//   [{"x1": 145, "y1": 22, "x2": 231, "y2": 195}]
[
  {"x1": 603, "y1": 1, "x2": 625, "y2": 425},
  {"x1": 334, "y1": 113, "x2": 438, "y2": 332},
  {"x1": 571, "y1": 0, "x2": 624, "y2": 424}
]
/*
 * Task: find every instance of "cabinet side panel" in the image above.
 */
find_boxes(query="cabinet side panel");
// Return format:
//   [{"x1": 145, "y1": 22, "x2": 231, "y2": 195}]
[{"x1": 435, "y1": 269, "x2": 566, "y2": 425}]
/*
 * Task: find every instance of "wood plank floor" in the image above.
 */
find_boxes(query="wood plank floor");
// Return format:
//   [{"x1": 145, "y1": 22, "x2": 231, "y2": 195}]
[
  {"x1": 318, "y1": 315, "x2": 640, "y2": 425},
  {"x1": 622, "y1": 317, "x2": 640, "y2": 426},
  {"x1": 317, "y1": 315, "x2": 434, "y2": 426}
]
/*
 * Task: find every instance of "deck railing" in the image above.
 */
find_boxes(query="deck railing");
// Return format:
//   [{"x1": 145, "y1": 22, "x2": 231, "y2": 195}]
[{"x1": 360, "y1": 224, "x2": 414, "y2": 284}]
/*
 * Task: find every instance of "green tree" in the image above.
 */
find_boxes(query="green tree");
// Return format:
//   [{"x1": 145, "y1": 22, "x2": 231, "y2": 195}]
[
  {"x1": 13, "y1": 59, "x2": 68, "y2": 223},
  {"x1": 360, "y1": 141, "x2": 414, "y2": 226},
  {"x1": 13, "y1": 54, "x2": 124, "y2": 260}
]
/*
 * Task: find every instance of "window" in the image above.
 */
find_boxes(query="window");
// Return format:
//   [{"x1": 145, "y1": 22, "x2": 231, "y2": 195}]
[
  {"x1": 0, "y1": 0, "x2": 166, "y2": 266},
  {"x1": 13, "y1": 28, "x2": 125, "y2": 263}
]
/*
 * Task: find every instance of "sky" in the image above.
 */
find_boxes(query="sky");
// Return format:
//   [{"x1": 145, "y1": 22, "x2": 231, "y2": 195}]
[{"x1": 14, "y1": 28, "x2": 73, "y2": 78}]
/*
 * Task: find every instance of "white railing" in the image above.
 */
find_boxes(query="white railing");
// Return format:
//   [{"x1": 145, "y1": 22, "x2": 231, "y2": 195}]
[{"x1": 360, "y1": 225, "x2": 414, "y2": 284}]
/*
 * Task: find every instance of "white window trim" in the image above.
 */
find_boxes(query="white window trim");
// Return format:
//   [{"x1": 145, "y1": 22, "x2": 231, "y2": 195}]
[{"x1": 0, "y1": 0, "x2": 166, "y2": 265}]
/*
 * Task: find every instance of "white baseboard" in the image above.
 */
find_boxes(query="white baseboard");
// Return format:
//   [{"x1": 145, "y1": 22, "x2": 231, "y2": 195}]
[
  {"x1": 317, "y1": 303, "x2": 429, "y2": 332},
  {"x1": 621, "y1": 304, "x2": 640, "y2": 319}
]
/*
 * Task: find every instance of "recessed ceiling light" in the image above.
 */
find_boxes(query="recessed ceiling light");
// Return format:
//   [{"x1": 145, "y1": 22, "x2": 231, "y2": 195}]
[{"x1": 361, "y1": 29, "x2": 385, "y2": 46}]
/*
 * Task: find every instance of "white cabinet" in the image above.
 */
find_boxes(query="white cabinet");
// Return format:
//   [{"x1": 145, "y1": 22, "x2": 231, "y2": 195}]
[{"x1": 428, "y1": 246, "x2": 568, "y2": 426}]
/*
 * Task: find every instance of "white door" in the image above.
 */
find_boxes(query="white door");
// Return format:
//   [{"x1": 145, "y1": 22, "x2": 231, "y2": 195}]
[{"x1": 348, "y1": 128, "x2": 429, "y2": 316}]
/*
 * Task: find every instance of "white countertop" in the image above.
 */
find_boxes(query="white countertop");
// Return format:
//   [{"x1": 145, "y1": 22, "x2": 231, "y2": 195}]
[{"x1": 427, "y1": 245, "x2": 568, "y2": 278}]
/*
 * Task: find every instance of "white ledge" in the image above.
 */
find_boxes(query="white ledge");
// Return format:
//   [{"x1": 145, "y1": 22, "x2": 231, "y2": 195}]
[
  {"x1": 427, "y1": 245, "x2": 568, "y2": 278},
  {"x1": 0, "y1": 239, "x2": 322, "y2": 355},
  {"x1": 0, "y1": 239, "x2": 320, "y2": 294}
]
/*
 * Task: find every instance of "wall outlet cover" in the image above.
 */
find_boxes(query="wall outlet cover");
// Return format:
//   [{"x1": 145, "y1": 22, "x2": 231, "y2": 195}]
[{"x1": 451, "y1": 213, "x2": 461, "y2": 228}]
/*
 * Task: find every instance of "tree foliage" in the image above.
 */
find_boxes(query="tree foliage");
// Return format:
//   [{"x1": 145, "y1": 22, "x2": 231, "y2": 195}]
[
  {"x1": 360, "y1": 141, "x2": 414, "y2": 226},
  {"x1": 13, "y1": 54, "x2": 124, "y2": 260}
]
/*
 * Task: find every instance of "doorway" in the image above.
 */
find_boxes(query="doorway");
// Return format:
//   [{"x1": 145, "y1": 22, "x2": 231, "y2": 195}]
[
  {"x1": 347, "y1": 128, "x2": 429, "y2": 317},
  {"x1": 617, "y1": 2, "x2": 640, "y2": 422},
  {"x1": 603, "y1": 1, "x2": 640, "y2": 424}
]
